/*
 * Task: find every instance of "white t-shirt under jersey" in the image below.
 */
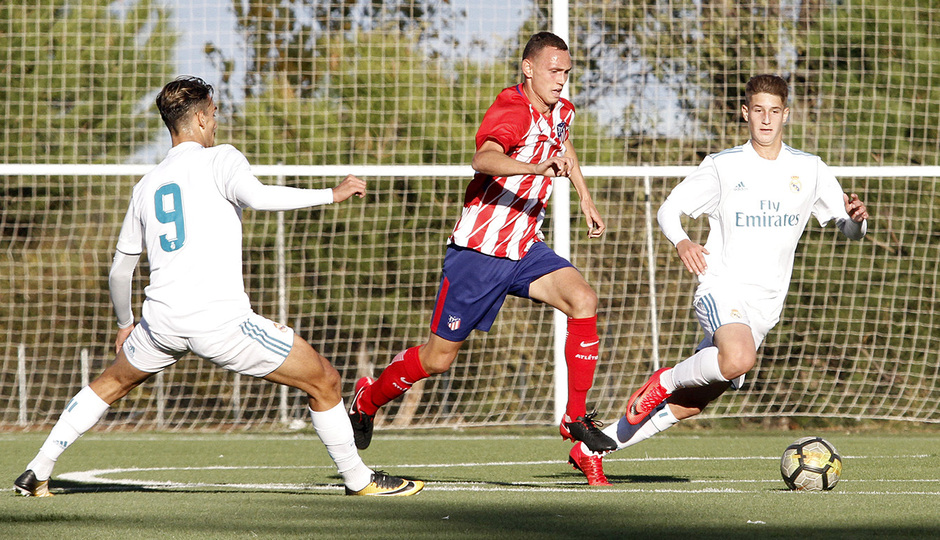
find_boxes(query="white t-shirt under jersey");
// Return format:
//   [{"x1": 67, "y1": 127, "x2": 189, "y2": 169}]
[
  {"x1": 658, "y1": 141, "x2": 865, "y2": 316},
  {"x1": 115, "y1": 142, "x2": 331, "y2": 336}
]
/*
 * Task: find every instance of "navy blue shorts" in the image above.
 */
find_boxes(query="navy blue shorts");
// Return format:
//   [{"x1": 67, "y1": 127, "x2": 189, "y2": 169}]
[{"x1": 429, "y1": 242, "x2": 575, "y2": 341}]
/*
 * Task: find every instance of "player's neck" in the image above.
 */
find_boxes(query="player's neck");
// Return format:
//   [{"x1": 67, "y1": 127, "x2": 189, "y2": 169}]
[
  {"x1": 522, "y1": 83, "x2": 552, "y2": 116},
  {"x1": 171, "y1": 134, "x2": 211, "y2": 148},
  {"x1": 749, "y1": 139, "x2": 783, "y2": 160}
]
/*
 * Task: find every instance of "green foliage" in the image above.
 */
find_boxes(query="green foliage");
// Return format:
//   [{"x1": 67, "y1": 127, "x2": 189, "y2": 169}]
[
  {"x1": 0, "y1": 1, "x2": 176, "y2": 421},
  {"x1": 797, "y1": 1, "x2": 940, "y2": 165},
  {"x1": 0, "y1": 0, "x2": 175, "y2": 162},
  {"x1": 228, "y1": 29, "x2": 506, "y2": 165}
]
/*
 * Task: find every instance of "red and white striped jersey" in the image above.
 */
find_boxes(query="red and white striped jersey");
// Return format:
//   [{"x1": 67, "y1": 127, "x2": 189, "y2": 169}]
[{"x1": 449, "y1": 84, "x2": 575, "y2": 260}]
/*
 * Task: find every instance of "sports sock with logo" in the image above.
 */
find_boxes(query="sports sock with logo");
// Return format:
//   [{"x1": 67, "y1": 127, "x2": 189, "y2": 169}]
[
  {"x1": 598, "y1": 402, "x2": 679, "y2": 452},
  {"x1": 663, "y1": 346, "x2": 727, "y2": 393},
  {"x1": 28, "y1": 386, "x2": 110, "y2": 481},
  {"x1": 564, "y1": 315, "x2": 599, "y2": 419},
  {"x1": 359, "y1": 346, "x2": 429, "y2": 416},
  {"x1": 309, "y1": 401, "x2": 372, "y2": 491}
]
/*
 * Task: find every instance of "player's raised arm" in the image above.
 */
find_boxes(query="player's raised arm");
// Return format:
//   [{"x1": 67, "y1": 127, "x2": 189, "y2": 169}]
[{"x1": 233, "y1": 175, "x2": 335, "y2": 211}]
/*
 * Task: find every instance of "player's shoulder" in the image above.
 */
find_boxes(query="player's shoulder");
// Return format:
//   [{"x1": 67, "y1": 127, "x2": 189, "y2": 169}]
[
  {"x1": 491, "y1": 85, "x2": 529, "y2": 109},
  {"x1": 780, "y1": 143, "x2": 820, "y2": 161},
  {"x1": 482, "y1": 85, "x2": 535, "y2": 128},
  {"x1": 207, "y1": 143, "x2": 247, "y2": 161},
  {"x1": 709, "y1": 143, "x2": 748, "y2": 161}
]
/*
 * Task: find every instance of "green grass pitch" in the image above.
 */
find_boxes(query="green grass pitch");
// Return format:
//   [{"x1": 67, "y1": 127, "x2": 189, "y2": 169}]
[{"x1": 1, "y1": 428, "x2": 938, "y2": 539}]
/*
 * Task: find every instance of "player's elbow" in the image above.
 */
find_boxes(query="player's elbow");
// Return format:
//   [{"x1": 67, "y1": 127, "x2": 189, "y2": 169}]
[{"x1": 471, "y1": 150, "x2": 497, "y2": 174}]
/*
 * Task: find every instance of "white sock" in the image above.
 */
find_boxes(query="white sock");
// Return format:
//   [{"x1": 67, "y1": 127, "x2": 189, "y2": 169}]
[
  {"x1": 309, "y1": 402, "x2": 373, "y2": 491},
  {"x1": 596, "y1": 403, "x2": 680, "y2": 453},
  {"x1": 29, "y1": 386, "x2": 110, "y2": 481},
  {"x1": 662, "y1": 347, "x2": 726, "y2": 393}
]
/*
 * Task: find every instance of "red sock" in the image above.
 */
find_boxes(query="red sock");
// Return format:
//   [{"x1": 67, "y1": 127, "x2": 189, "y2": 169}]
[
  {"x1": 564, "y1": 315, "x2": 599, "y2": 419},
  {"x1": 359, "y1": 346, "x2": 429, "y2": 416}
]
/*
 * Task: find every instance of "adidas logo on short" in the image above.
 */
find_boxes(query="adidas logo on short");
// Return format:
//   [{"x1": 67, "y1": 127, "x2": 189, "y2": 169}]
[{"x1": 734, "y1": 181, "x2": 747, "y2": 191}]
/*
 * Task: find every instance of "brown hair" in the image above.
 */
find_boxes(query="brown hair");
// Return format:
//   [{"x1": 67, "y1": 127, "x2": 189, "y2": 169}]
[
  {"x1": 156, "y1": 76, "x2": 214, "y2": 135},
  {"x1": 522, "y1": 32, "x2": 568, "y2": 61},
  {"x1": 745, "y1": 74, "x2": 788, "y2": 106}
]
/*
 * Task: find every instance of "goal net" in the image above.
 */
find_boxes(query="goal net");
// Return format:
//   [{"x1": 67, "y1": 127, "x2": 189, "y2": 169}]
[{"x1": 2, "y1": 0, "x2": 940, "y2": 430}]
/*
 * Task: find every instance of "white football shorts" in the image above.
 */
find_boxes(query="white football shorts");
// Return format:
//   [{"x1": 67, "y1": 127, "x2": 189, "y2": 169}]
[
  {"x1": 692, "y1": 287, "x2": 782, "y2": 390},
  {"x1": 122, "y1": 312, "x2": 295, "y2": 378}
]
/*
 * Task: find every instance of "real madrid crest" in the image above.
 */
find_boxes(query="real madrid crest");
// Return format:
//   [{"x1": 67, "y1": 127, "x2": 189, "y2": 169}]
[{"x1": 789, "y1": 176, "x2": 802, "y2": 193}]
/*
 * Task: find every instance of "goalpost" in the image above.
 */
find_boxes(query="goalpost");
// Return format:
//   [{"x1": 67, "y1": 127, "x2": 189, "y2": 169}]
[{"x1": 3, "y1": 163, "x2": 940, "y2": 430}]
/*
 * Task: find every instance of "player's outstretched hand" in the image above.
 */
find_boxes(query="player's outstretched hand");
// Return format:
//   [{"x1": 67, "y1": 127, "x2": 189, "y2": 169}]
[
  {"x1": 332, "y1": 175, "x2": 367, "y2": 203},
  {"x1": 115, "y1": 324, "x2": 134, "y2": 355},
  {"x1": 676, "y1": 239, "x2": 709, "y2": 276},
  {"x1": 843, "y1": 193, "x2": 869, "y2": 223},
  {"x1": 535, "y1": 156, "x2": 573, "y2": 178}
]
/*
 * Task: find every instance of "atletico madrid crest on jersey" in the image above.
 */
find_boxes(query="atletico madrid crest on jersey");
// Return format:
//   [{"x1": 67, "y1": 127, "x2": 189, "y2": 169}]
[
  {"x1": 555, "y1": 121, "x2": 568, "y2": 141},
  {"x1": 448, "y1": 316, "x2": 461, "y2": 331}
]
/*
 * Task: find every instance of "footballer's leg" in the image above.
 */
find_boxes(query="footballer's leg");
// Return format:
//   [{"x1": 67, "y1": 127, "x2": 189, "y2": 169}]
[
  {"x1": 530, "y1": 266, "x2": 616, "y2": 453},
  {"x1": 15, "y1": 350, "x2": 151, "y2": 497},
  {"x1": 625, "y1": 325, "x2": 751, "y2": 426},
  {"x1": 264, "y1": 334, "x2": 424, "y2": 496},
  {"x1": 350, "y1": 333, "x2": 461, "y2": 449},
  {"x1": 570, "y1": 383, "x2": 728, "y2": 486}
]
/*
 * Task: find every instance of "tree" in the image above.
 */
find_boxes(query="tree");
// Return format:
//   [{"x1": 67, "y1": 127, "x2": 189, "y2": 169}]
[
  {"x1": 0, "y1": 0, "x2": 177, "y2": 425},
  {"x1": 0, "y1": 1, "x2": 175, "y2": 163}
]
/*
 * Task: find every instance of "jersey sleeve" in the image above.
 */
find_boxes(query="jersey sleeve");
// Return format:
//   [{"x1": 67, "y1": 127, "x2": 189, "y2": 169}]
[
  {"x1": 114, "y1": 197, "x2": 144, "y2": 255},
  {"x1": 233, "y1": 177, "x2": 333, "y2": 210},
  {"x1": 474, "y1": 92, "x2": 531, "y2": 152},
  {"x1": 812, "y1": 158, "x2": 867, "y2": 239},
  {"x1": 811, "y1": 159, "x2": 851, "y2": 226},
  {"x1": 108, "y1": 250, "x2": 140, "y2": 328},
  {"x1": 212, "y1": 145, "x2": 259, "y2": 207},
  {"x1": 665, "y1": 156, "x2": 722, "y2": 219},
  {"x1": 657, "y1": 157, "x2": 721, "y2": 247},
  {"x1": 209, "y1": 145, "x2": 334, "y2": 210}
]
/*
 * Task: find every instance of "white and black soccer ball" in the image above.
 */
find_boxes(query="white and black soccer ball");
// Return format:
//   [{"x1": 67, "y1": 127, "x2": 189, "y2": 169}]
[{"x1": 780, "y1": 436, "x2": 843, "y2": 491}]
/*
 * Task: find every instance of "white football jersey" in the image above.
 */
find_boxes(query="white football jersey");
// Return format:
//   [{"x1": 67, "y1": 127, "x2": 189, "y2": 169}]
[
  {"x1": 115, "y1": 142, "x2": 258, "y2": 335},
  {"x1": 660, "y1": 141, "x2": 853, "y2": 313}
]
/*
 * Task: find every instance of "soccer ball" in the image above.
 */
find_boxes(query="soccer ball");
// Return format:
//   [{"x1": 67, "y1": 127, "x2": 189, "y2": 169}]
[{"x1": 780, "y1": 436, "x2": 842, "y2": 491}]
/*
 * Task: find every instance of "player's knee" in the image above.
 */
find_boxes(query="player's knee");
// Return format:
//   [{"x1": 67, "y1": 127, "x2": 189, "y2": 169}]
[
  {"x1": 566, "y1": 284, "x2": 597, "y2": 317},
  {"x1": 720, "y1": 350, "x2": 755, "y2": 380},
  {"x1": 318, "y1": 361, "x2": 342, "y2": 392}
]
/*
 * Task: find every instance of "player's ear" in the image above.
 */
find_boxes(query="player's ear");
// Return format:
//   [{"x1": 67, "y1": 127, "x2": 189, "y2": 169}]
[
  {"x1": 194, "y1": 107, "x2": 208, "y2": 129},
  {"x1": 783, "y1": 107, "x2": 790, "y2": 124},
  {"x1": 522, "y1": 58, "x2": 533, "y2": 79},
  {"x1": 741, "y1": 104, "x2": 749, "y2": 122}
]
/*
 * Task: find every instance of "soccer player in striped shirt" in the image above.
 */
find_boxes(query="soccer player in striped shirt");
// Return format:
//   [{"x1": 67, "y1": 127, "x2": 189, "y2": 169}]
[
  {"x1": 14, "y1": 76, "x2": 423, "y2": 497},
  {"x1": 568, "y1": 74, "x2": 869, "y2": 485},
  {"x1": 348, "y1": 32, "x2": 617, "y2": 454}
]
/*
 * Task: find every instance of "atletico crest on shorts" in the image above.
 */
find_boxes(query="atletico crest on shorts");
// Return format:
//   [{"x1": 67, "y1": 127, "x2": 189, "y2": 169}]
[{"x1": 448, "y1": 316, "x2": 461, "y2": 331}]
